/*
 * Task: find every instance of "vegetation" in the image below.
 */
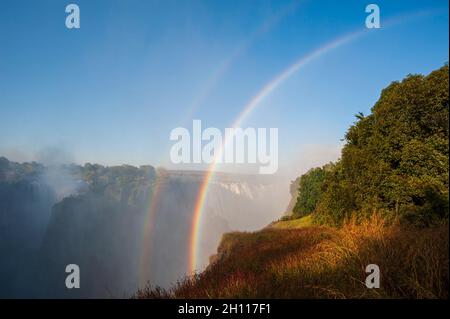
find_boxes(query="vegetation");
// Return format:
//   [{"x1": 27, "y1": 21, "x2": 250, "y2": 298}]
[
  {"x1": 283, "y1": 176, "x2": 301, "y2": 215},
  {"x1": 295, "y1": 65, "x2": 449, "y2": 226},
  {"x1": 270, "y1": 214, "x2": 313, "y2": 229},
  {"x1": 135, "y1": 215, "x2": 448, "y2": 298},
  {"x1": 136, "y1": 65, "x2": 449, "y2": 299},
  {"x1": 282, "y1": 65, "x2": 447, "y2": 228},
  {"x1": 292, "y1": 165, "x2": 332, "y2": 217}
]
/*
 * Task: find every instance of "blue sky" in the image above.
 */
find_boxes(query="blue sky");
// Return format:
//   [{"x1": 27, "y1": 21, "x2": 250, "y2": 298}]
[{"x1": 0, "y1": 0, "x2": 448, "y2": 176}]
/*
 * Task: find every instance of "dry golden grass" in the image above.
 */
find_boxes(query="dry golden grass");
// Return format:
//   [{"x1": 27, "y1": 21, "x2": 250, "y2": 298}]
[{"x1": 135, "y1": 215, "x2": 448, "y2": 299}]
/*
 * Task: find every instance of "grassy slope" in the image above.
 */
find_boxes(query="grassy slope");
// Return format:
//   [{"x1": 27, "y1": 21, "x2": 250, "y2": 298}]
[
  {"x1": 269, "y1": 215, "x2": 313, "y2": 229},
  {"x1": 136, "y1": 215, "x2": 448, "y2": 299}
]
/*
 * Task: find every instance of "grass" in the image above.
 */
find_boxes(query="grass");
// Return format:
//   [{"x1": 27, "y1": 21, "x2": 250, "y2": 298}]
[
  {"x1": 135, "y1": 215, "x2": 449, "y2": 299},
  {"x1": 269, "y1": 214, "x2": 313, "y2": 229}
]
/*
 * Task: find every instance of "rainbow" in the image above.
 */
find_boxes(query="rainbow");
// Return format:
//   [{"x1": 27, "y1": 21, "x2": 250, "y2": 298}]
[
  {"x1": 139, "y1": 172, "x2": 165, "y2": 284},
  {"x1": 188, "y1": 29, "x2": 367, "y2": 273},
  {"x1": 183, "y1": 1, "x2": 302, "y2": 121},
  {"x1": 186, "y1": 31, "x2": 364, "y2": 274},
  {"x1": 187, "y1": 10, "x2": 441, "y2": 274}
]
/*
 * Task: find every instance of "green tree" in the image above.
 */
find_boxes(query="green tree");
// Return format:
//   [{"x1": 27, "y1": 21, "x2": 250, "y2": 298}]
[
  {"x1": 293, "y1": 164, "x2": 332, "y2": 217},
  {"x1": 309, "y1": 65, "x2": 449, "y2": 226}
]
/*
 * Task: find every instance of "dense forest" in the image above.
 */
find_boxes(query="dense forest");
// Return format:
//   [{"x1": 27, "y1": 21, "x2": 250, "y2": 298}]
[{"x1": 292, "y1": 64, "x2": 449, "y2": 227}]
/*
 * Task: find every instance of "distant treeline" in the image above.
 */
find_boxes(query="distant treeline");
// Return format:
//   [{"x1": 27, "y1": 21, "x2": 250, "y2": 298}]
[{"x1": 292, "y1": 65, "x2": 449, "y2": 227}]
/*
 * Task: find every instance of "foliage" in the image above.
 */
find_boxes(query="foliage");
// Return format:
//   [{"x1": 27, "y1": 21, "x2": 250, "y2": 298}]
[
  {"x1": 293, "y1": 65, "x2": 449, "y2": 226},
  {"x1": 292, "y1": 164, "x2": 332, "y2": 217}
]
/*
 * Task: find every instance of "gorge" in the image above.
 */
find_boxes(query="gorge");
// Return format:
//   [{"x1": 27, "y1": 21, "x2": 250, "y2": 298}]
[{"x1": 0, "y1": 157, "x2": 290, "y2": 298}]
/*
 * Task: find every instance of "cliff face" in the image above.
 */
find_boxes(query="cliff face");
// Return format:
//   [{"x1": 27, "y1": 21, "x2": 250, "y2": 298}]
[
  {"x1": 197, "y1": 174, "x2": 290, "y2": 270},
  {"x1": 137, "y1": 171, "x2": 290, "y2": 289},
  {"x1": 0, "y1": 178, "x2": 56, "y2": 298},
  {"x1": 0, "y1": 159, "x2": 290, "y2": 298},
  {"x1": 0, "y1": 158, "x2": 55, "y2": 297},
  {"x1": 284, "y1": 177, "x2": 301, "y2": 215}
]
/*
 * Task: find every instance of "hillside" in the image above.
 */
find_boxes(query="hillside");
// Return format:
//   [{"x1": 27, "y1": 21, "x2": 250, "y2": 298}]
[
  {"x1": 136, "y1": 216, "x2": 448, "y2": 298},
  {"x1": 136, "y1": 65, "x2": 449, "y2": 299}
]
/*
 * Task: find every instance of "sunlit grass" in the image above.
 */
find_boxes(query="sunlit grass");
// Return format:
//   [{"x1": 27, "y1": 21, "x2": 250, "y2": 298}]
[
  {"x1": 135, "y1": 215, "x2": 448, "y2": 299},
  {"x1": 270, "y1": 214, "x2": 313, "y2": 229}
]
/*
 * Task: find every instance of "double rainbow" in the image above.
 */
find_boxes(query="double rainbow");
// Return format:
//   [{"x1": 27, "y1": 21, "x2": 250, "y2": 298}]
[
  {"x1": 187, "y1": 29, "x2": 365, "y2": 273},
  {"x1": 135, "y1": 8, "x2": 443, "y2": 280},
  {"x1": 187, "y1": 10, "x2": 439, "y2": 274}
]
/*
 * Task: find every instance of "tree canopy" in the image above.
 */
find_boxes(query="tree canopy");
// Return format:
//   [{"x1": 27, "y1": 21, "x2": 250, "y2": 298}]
[{"x1": 293, "y1": 65, "x2": 449, "y2": 226}]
